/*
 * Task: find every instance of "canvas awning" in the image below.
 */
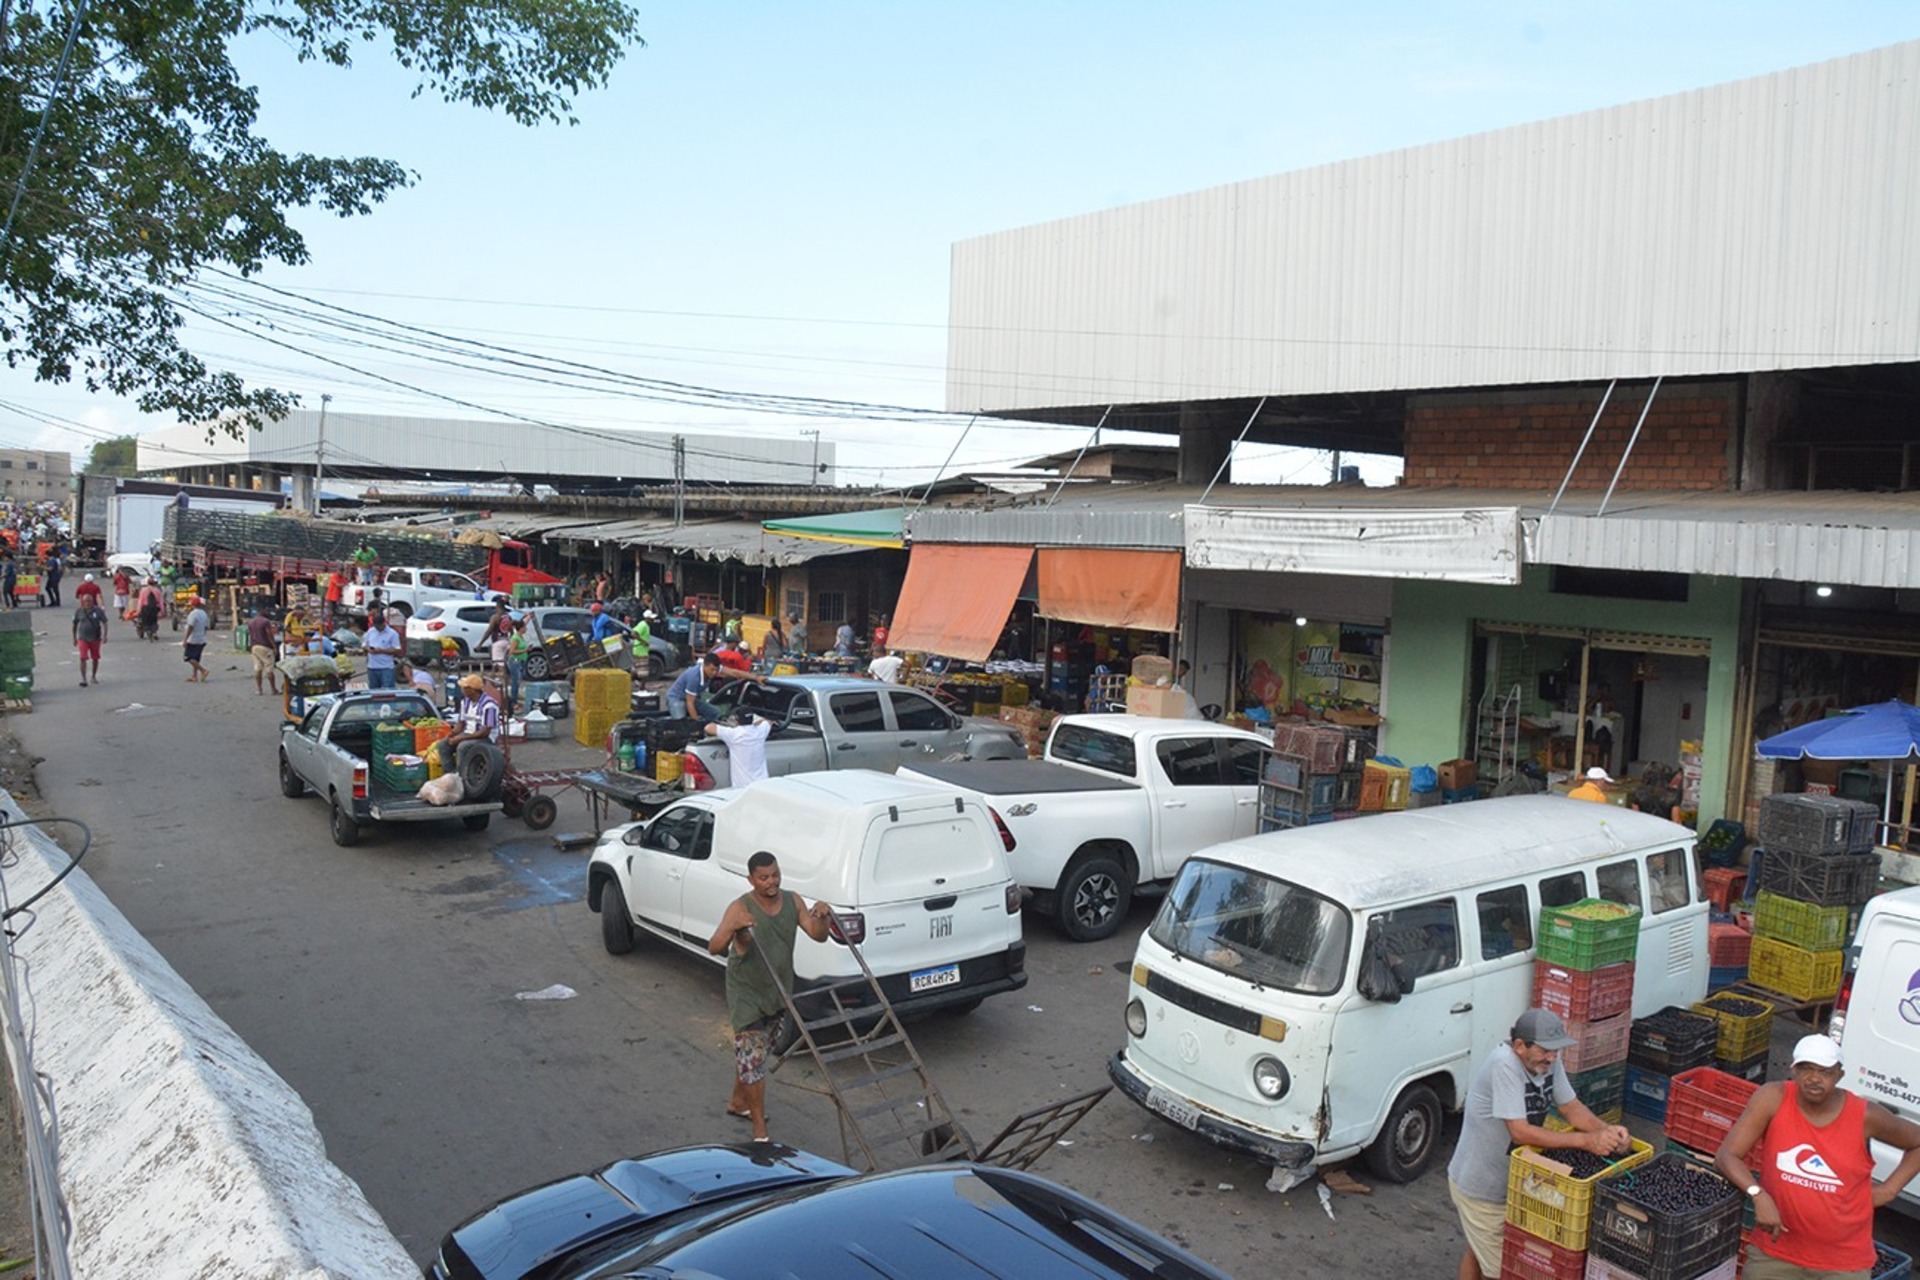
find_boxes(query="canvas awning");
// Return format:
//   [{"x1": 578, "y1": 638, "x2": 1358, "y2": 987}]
[
  {"x1": 1037, "y1": 548, "x2": 1181, "y2": 633},
  {"x1": 887, "y1": 544, "x2": 1032, "y2": 662},
  {"x1": 762, "y1": 507, "x2": 907, "y2": 549}
]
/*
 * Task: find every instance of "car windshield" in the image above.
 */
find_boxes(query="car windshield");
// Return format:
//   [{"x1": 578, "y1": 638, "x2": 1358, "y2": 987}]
[
  {"x1": 1049, "y1": 724, "x2": 1136, "y2": 777},
  {"x1": 1149, "y1": 859, "x2": 1351, "y2": 995}
]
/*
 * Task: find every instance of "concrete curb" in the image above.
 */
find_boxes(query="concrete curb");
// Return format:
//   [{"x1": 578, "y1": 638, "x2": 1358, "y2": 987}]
[{"x1": 0, "y1": 795, "x2": 415, "y2": 1278}]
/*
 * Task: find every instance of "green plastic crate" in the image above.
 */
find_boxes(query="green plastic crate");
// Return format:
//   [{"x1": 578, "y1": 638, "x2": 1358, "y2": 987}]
[{"x1": 1537, "y1": 899, "x2": 1643, "y2": 970}]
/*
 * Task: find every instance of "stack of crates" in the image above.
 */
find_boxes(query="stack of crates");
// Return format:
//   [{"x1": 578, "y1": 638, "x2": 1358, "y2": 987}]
[
  {"x1": 572, "y1": 668, "x2": 633, "y2": 749},
  {"x1": 1261, "y1": 724, "x2": 1365, "y2": 829},
  {"x1": 0, "y1": 610, "x2": 32, "y2": 702},
  {"x1": 1585, "y1": 1154, "x2": 1745, "y2": 1280},
  {"x1": 369, "y1": 722, "x2": 423, "y2": 793},
  {"x1": 1359, "y1": 757, "x2": 1410, "y2": 812},
  {"x1": 1622, "y1": 1007, "x2": 1720, "y2": 1124},
  {"x1": 1534, "y1": 899, "x2": 1642, "y2": 1122},
  {"x1": 1691, "y1": 990, "x2": 1775, "y2": 1083},
  {"x1": 1706, "y1": 920, "x2": 1752, "y2": 992},
  {"x1": 1747, "y1": 793, "x2": 1879, "y2": 1008},
  {"x1": 1502, "y1": 1140, "x2": 1655, "y2": 1280}
]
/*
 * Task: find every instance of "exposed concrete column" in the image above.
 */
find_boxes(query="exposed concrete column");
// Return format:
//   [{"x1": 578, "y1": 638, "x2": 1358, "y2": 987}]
[
  {"x1": 1175, "y1": 403, "x2": 1237, "y2": 485},
  {"x1": 289, "y1": 474, "x2": 315, "y2": 512}
]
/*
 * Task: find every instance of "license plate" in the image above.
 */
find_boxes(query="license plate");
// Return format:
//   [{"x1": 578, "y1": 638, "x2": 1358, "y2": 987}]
[
  {"x1": 1146, "y1": 1086, "x2": 1201, "y2": 1130},
  {"x1": 909, "y1": 963, "x2": 961, "y2": 993}
]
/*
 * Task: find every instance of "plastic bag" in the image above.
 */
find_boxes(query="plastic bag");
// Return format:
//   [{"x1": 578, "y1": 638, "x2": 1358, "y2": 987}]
[
  {"x1": 418, "y1": 773, "x2": 465, "y2": 806},
  {"x1": 1355, "y1": 918, "x2": 1404, "y2": 1004}
]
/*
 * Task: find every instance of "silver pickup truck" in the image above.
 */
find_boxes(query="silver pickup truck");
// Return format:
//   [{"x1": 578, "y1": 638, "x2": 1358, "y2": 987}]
[
  {"x1": 680, "y1": 675, "x2": 1026, "y2": 789},
  {"x1": 277, "y1": 690, "x2": 503, "y2": 846}
]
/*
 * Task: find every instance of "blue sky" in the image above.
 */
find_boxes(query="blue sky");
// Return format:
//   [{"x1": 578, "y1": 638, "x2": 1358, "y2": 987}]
[{"x1": 7, "y1": 2, "x2": 1919, "y2": 488}]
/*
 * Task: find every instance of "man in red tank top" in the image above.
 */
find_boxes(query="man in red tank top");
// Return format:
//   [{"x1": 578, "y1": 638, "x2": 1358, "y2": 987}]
[{"x1": 1717, "y1": 1034, "x2": 1920, "y2": 1279}]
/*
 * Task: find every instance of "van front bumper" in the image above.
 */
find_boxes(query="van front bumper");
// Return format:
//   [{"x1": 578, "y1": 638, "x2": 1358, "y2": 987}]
[{"x1": 1108, "y1": 1049, "x2": 1316, "y2": 1167}]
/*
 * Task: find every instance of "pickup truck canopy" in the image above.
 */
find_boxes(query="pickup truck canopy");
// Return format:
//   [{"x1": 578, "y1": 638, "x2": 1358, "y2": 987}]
[{"x1": 905, "y1": 759, "x2": 1135, "y2": 795}]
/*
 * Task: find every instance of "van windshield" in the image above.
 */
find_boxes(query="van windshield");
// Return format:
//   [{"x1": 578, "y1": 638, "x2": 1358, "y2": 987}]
[{"x1": 1150, "y1": 859, "x2": 1351, "y2": 996}]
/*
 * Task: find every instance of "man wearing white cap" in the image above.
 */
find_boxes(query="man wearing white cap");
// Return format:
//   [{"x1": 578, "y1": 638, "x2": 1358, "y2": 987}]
[
  {"x1": 1448, "y1": 1008, "x2": 1633, "y2": 1280},
  {"x1": 1568, "y1": 766, "x2": 1612, "y2": 803},
  {"x1": 1717, "y1": 1034, "x2": 1920, "y2": 1279}
]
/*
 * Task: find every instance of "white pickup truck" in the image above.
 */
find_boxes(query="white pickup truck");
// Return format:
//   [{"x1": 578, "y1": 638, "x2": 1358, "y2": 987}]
[
  {"x1": 344, "y1": 565, "x2": 488, "y2": 622},
  {"x1": 899, "y1": 714, "x2": 1270, "y2": 941}
]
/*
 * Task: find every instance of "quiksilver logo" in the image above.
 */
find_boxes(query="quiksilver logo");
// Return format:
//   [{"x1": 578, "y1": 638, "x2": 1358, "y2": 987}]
[{"x1": 1775, "y1": 1143, "x2": 1843, "y2": 1188}]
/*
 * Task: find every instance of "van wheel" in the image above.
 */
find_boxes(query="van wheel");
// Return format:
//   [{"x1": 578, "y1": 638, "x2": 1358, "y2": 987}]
[
  {"x1": 1364, "y1": 1083, "x2": 1442, "y2": 1183},
  {"x1": 601, "y1": 880, "x2": 636, "y2": 955},
  {"x1": 1056, "y1": 852, "x2": 1131, "y2": 942}
]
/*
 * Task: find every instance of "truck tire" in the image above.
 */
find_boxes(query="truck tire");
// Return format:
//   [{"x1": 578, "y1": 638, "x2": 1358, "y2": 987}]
[
  {"x1": 330, "y1": 798, "x2": 361, "y2": 847},
  {"x1": 1056, "y1": 850, "x2": 1131, "y2": 942},
  {"x1": 456, "y1": 741, "x2": 506, "y2": 800},
  {"x1": 1364, "y1": 1082, "x2": 1442, "y2": 1183},
  {"x1": 601, "y1": 880, "x2": 636, "y2": 954},
  {"x1": 278, "y1": 751, "x2": 305, "y2": 798}
]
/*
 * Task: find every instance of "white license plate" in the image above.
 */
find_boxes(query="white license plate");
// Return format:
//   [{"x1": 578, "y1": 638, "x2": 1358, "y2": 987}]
[
  {"x1": 1146, "y1": 1086, "x2": 1201, "y2": 1130},
  {"x1": 909, "y1": 963, "x2": 961, "y2": 993}
]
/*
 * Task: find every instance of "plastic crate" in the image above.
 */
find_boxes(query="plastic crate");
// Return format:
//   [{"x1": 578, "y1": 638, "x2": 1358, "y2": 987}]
[
  {"x1": 1568, "y1": 1062, "x2": 1627, "y2": 1123},
  {"x1": 1583, "y1": 1250, "x2": 1735, "y2": 1280},
  {"x1": 1703, "y1": 868, "x2": 1746, "y2": 913},
  {"x1": 1707, "y1": 923, "x2": 1751, "y2": 969},
  {"x1": 1699, "y1": 820, "x2": 1748, "y2": 868},
  {"x1": 1691, "y1": 992, "x2": 1775, "y2": 1062},
  {"x1": 1588, "y1": 1153, "x2": 1744, "y2": 1280},
  {"x1": 1748, "y1": 936, "x2": 1844, "y2": 1002},
  {"x1": 1538, "y1": 900, "x2": 1644, "y2": 971},
  {"x1": 1502, "y1": 1223, "x2": 1588, "y2": 1280},
  {"x1": 1664, "y1": 1067, "x2": 1759, "y2": 1156},
  {"x1": 1506, "y1": 1139, "x2": 1656, "y2": 1250},
  {"x1": 1757, "y1": 793, "x2": 1875, "y2": 856},
  {"x1": 1751, "y1": 891, "x2": 1852, "y2": 952},
  {"x1": 1534, "y1": 962, "x2": 1637, "y2": 1023},
  {"x1": 1707, "y1": 965, "x2": 1745, "y2": 992},
  {"x1": 1334, "y1": 770, "x2": 1363, "y2": 811},
  {"x1": 1563, "y1": 1014, "x2": 1633, "y2": 1074},
  {"x1": 1750, "y1": 847, "x2": 1881, "y2": 908},
  {"x1": 1261, "y1": 751, "x2": 1307, "y2": 790},
  {"x1": 1627, "y1": 1008, "x2": 1719, "y2": 1075},
  {"x1": 1875, "y1": 1242, "x2": 1914, "y2": 1280},
  {"x1": 1360, "y1": 760, "x2": 1409, "y2": 811},
  {"x1": 1660, "y1": 1141, "x2": 1757, "y2": 1230},
  {"x1": 1623, "y1": 1067, "x2": 1672, "y2": 1124},
  {"x1": 1271, "y1": 722, "x2": 1351, "y2": 774},
  {"x1": 1716, "y1": 1051, "x2": 1768, "y2": 1084}
]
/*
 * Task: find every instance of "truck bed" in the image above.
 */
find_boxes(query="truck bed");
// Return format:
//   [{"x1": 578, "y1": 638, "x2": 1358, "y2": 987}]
[{"x1": 904, "y1": 759, "x2": 1136, "y2": 796}]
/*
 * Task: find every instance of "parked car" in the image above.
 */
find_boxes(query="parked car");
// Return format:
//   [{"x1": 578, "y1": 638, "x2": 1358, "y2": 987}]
[
  {"x1": 1829, "y1": 881, "x2": 1920, "y2": 1217},
  {"x1": 430, "y1": 1142, "x2": 1234, "y2": 1280},
  {"x1": 277, "y1": 689, "x2": 502, "y2": 846},
  {"x1": 682, "y1": 675, "x2": 1025, "y2": 789},
  {"x1": 900, "y1": 714, "x2": 1271, "y2": 940},
  {"x1": 588, "y1": 770, "x2": 1027, "y2": 1018},
  {"x1": 405, "y1": 600, "x2": 501, "y2": 661},
  {"x1": 342, "y1": 564, "x2": 487, "y2": 621}
]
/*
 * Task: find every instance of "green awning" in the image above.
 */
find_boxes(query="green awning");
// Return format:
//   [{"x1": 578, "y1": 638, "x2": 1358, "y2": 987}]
[{"x1": 761, "y1": 507, "x2": 907, "y2": 550}]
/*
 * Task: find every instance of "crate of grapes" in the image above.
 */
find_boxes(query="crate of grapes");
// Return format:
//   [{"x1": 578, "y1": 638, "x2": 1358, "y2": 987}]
[
  {"x1": 1752, "y1": 892, "x2": 1852, "y2": 952},
  {"x1": 1874, "y1": 1242, "x2": 1913, "y2": 1280},
  {"x1": 1664, "y1": 1067, "x2": 1759, "y2": 1157},
  {"x1": 1627, "y1": 1008, "x2": 1718, "y2": 1075},
  {"x1": 1537, "y1": 900, "x2": 1642, "y2": 970},
  {"x1": 1690, "y1": 992, "x2": 1774, "y2": 1062},
  {"x1": 1588, "y1": 1154, "x2": 1744, "y2": 1280},
  {"x1": 1505, "y1": 1140, "x2": 1655, "y2": 1251}
]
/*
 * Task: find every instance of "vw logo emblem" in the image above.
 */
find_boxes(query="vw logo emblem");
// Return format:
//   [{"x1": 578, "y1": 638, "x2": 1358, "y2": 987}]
[{"x1": 1178, "y1": 1031, "x2": 1200, "y2": 1064}]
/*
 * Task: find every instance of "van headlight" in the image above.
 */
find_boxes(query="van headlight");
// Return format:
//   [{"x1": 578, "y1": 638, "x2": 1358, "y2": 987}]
[
  {"x1": 1252, "y1": 1055, "x2": 1289, "y2": 1100},
  {"x1": 1125, "y1": 998, "x2": 1147, "y2": 1038}
]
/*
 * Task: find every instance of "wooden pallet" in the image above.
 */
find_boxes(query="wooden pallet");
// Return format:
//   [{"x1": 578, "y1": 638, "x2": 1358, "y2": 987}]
[{"x1": 0, "y1": 696, "x2": 32, "y2": 714}]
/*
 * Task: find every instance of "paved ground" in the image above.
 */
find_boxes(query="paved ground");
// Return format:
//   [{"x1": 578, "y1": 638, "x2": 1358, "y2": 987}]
[{"x1": 3, "y1": 622, "x2": 1917, "y2": 1275}]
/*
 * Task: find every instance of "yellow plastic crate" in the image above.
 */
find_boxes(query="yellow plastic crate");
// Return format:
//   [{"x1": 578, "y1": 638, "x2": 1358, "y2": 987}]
[
  {"x1": 1748, "y1": 936, "x2": 1844, "y2": 1002},
  {"x1": 1751, "y1": 892, "x2": 1851, "y2": 952},
  {"x1": 654, "y1": 750, "x2": 683, "y2": 783},
  {"x1": 574, "y1": 707, "x2": 621, "y2": 749},
  {"x1": 1691, "y1": 992, "x2": 1774, "y2": 1061},
  {"x1": 1505, "y1": 1139, "x2": 1655, "y2": 1251},
  {"x1": 572, "y1": 668, "x2": 633, "y2": 716}
]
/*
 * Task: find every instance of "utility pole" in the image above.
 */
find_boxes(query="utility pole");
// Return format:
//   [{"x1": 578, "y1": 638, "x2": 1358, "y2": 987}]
[
  {"x1": 1330, "y1": 448, "x2": 1341, "y2": 483},
  {"x1": 801, "y1": 429, "x2": 820, "y2": 488},
  {"x1": 672, "y1": 434, "x2": 685, "y2": 528},
  {"x1": 314, "y1": 393, "x2": 331, "y2": 514}
]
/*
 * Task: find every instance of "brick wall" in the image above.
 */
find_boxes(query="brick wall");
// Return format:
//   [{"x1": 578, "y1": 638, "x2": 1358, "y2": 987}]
[{"x1": 1403, "y1": 384, "x2": 1736, "y2": 491}]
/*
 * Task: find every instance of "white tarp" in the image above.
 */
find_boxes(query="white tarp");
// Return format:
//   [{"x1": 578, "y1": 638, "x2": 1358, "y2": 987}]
[{"x1": 1184, "y1": 505, "x2": 1522, "y2": 583}]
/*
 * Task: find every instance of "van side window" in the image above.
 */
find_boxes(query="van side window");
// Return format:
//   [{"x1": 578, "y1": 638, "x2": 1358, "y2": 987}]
[
  {"x1": 1540, "y1": 872, "x2": 1587, "y2": 907},
  {"x1": 1373, "y1": 899, "x2": 1460, "y2": 977},
  {"x1": 1645, "y1": 849, "x2": 1690, "y2": 913},
  {"x1": 1476, "y1": 886, "x2": 1532, "y2": 960},
  {"x1": 1597, "y1": 860, "x2": 1642, "y2": 909}
]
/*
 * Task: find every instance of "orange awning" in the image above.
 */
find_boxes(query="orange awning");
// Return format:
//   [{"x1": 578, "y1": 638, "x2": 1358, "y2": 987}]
[
  {"x1": 886, "y1": 544, "x2": 1033, "y2": 663},
  {"x1": 1038, "y1": 548, "x2": 1181, "y2": 633}
]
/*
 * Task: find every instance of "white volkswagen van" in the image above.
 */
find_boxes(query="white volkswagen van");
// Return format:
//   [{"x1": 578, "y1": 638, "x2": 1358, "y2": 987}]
[
  {"x1": 1109, "y1": 796, "x2": 1710, "y2": 1181},
  {"x1": 1830, "y1": 883, "x2": 1920, "y2": 1217}
]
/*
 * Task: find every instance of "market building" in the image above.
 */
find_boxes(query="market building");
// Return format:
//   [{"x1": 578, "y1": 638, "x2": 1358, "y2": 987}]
[{"x1": 913, "y1": 39, "x2": 1920, "y2": 832}]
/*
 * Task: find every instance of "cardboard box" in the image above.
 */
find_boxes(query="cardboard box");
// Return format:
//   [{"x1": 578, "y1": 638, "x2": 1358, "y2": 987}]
[
  {"x1": 1131, "y1": 655, "x2": 1174, "y2": 686},
  {"x1": 1438, "y1": 759, "x2": 1478, "y2": 791},
  {"x1": 1126, "y1": 685, "x2": 1185, "y2": 718}
]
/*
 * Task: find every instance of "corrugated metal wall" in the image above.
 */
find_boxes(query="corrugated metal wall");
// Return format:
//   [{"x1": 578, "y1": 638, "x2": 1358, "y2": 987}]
[{"x1": 948, "y1": 40, "x2": 1920, "y2": 413}]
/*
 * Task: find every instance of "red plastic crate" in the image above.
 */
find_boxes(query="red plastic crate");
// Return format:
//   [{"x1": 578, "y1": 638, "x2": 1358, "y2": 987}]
[
  {"x1": 1666, "y1": 1067, "x2": 1761, "y2": 1157},
  {"x1": 1561, "y1": 1013, "x2": 1632, "y2": 1073},
  {"x1": 1708, "y1": 923, "x2": 1752, "y2": 968},
  {"x1": 1503, "y1": 1223, "x2": 1587, "y2": 1280},
  {"x1": 1704, "y1": 868, "x2": 1747, "y2": 913},
  {"x1": 1533, "y1": 961, "x2": 1636, "y2": 1023}
]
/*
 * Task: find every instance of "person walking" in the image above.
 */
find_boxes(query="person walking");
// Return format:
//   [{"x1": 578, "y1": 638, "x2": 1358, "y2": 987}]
[
  {"x1": 111, "y1": 567, "x2": 131, "y2": 617},
  {"x1": 135, "y1": 578, "x2": 164, "y2": 640},
  {"x1": 362, "y1": 608, "x2": 403, "y2": 690},
  {"x1": 1448, "y1": 1008, "x2": 1634, "y2": 1280},
  {"x1": 73, "y1": 593, "x2": 109, "y2": 686},
  {"x1": 41, "y1": 552, "x2": 62, "y2": 608},
  {"x1": 2, "y1": 553, "x2": 16, "y2": 610},
  {"x1": 323, "y1": 570, "x2": 345, "y2": 631},
  {"x1": 505, "y1": 615, "x2": 528, "y2": 715},
  {"x1": 706, "y1": 852, "x2": 833, "y2": 1142},
  {"x1": 75, "y1": 571, "x2": 102, "y2": 610},
  {"x1": 247, "y1": 607, "x2": 281, "y2": 696},
  {"x1": 1716, "y1": 1035, "x2": 1920, "y2": 1280},
  {"x1": 181, "y1": 596, "x2": 211, "y2": 682}
]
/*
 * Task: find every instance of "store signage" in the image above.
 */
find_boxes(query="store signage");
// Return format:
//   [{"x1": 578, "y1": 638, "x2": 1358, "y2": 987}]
[{"x1": 1183, "y1": 505, "x2": 1521, "y2": 583}]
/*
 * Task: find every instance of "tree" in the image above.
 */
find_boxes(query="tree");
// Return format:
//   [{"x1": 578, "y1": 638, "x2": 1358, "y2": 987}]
[
  {"x1": 84, "y1": 435, "x2": 137, "y2": 475},
  {"x1": 0, "y1": 1, "x2": 641, "y2": 434}
]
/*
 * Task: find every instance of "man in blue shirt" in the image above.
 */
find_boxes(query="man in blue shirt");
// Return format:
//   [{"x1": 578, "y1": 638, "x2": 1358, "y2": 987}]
[
  {"x1": 363, "y1": 608, "x2": 403, "y2": 691},
  {"x1": 589, "y1": 601, "x2": 627, "y2": 644},
  {"x1": 666, "y1": 653, "x2": 720, "y2": 720}
]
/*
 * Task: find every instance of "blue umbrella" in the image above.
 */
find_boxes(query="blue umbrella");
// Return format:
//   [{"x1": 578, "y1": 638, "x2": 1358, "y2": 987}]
[{"x1": 1756, "y1": 700, "x2": 1920, "y2": 761}]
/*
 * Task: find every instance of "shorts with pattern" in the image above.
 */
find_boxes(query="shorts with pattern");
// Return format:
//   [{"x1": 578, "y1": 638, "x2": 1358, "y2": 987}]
[{"x1": 733, "y1": 1022, "x2": 772, "y2": 1086}]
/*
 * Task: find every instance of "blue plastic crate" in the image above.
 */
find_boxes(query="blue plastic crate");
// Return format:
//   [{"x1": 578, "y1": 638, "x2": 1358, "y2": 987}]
[
  {"x1": 1623, "y1": 1065, "x2": 1672, "y2": 1123},
  {"x1": 1442, "y1": 786, "x2": 1477, "y2": 804},
  {"x1": 1874, "y1": 1241, "x2": 1913, "y2": 1280},
  {"x1": 1708, "y1": 965, "x2": 1747, "y2": 991}
]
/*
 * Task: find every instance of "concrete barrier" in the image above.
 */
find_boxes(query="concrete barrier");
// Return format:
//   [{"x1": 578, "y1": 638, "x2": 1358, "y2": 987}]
[{"x1": 0, "y1": 796, "x2": 415, "y2": 1278}]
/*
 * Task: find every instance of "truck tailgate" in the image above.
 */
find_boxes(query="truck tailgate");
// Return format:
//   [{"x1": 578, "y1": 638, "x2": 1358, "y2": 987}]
[{"x1": 901, "y1": 759, "x2": 1136, "y2": 796}]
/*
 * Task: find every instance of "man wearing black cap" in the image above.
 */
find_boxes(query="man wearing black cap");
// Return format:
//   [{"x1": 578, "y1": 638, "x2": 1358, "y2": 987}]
[
  {"x1": 1717, "y1": 1034, "x2": 1920, "y2": 1280},
  {"x1": 1447, "y1": 1007, "x2": 1634, "y2": 1280}
]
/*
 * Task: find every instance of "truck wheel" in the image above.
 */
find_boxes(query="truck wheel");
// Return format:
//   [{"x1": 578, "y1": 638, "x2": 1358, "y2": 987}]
[
  {"x1": 278, "y1": 752, "x2": 305, "y2": 798},
  {"x1": 456, "y1": 741, "x2": 506, "y2": 800},
  {"x1": 462, "y1": 812, "x2": 490, "y2": 832},
  {"x1": 601, "y1": 880, "x2": 636, "y2": 954},
  {"x1": 1364, "y1": 1082, "x2": 1442, "y2": 1183},
  {"x1": 524, "y1": 651, "x2": 552, "y2": 681},
  {"x1": 522, "y1": 795, "x2": 558, "y2": 830},
  {"x1": 1056, "y1": 852, "x2": 1131, "y2": 942},
  {"x1": 330, "y1": 799, "x2": 361, "y2": 847}
]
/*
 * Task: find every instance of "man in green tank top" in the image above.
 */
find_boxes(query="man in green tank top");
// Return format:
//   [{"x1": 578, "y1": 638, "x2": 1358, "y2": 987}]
[{"x1": 707, "y1": 851, "x2": 833, "y2": 1142}]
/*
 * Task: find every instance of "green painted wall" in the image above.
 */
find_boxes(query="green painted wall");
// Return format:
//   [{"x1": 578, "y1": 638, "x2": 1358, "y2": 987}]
[{"x1": 1387, "y1": 572, "x2": 1744, "y2": 825}]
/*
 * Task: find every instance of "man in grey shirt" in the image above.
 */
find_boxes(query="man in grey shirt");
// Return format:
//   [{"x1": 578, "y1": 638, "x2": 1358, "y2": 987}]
[
  {"x1": 1447, "y1": 1008, "x2": 1632, "y2": 1280},
  {"x1": 182, "y1": 597, "x2": 211, "y2": 683}
]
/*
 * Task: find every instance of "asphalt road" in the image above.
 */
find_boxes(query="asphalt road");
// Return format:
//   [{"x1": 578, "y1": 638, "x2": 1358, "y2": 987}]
[{"x1": 13, "y1": 626, "x2": 1919, "y2": 1275}]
